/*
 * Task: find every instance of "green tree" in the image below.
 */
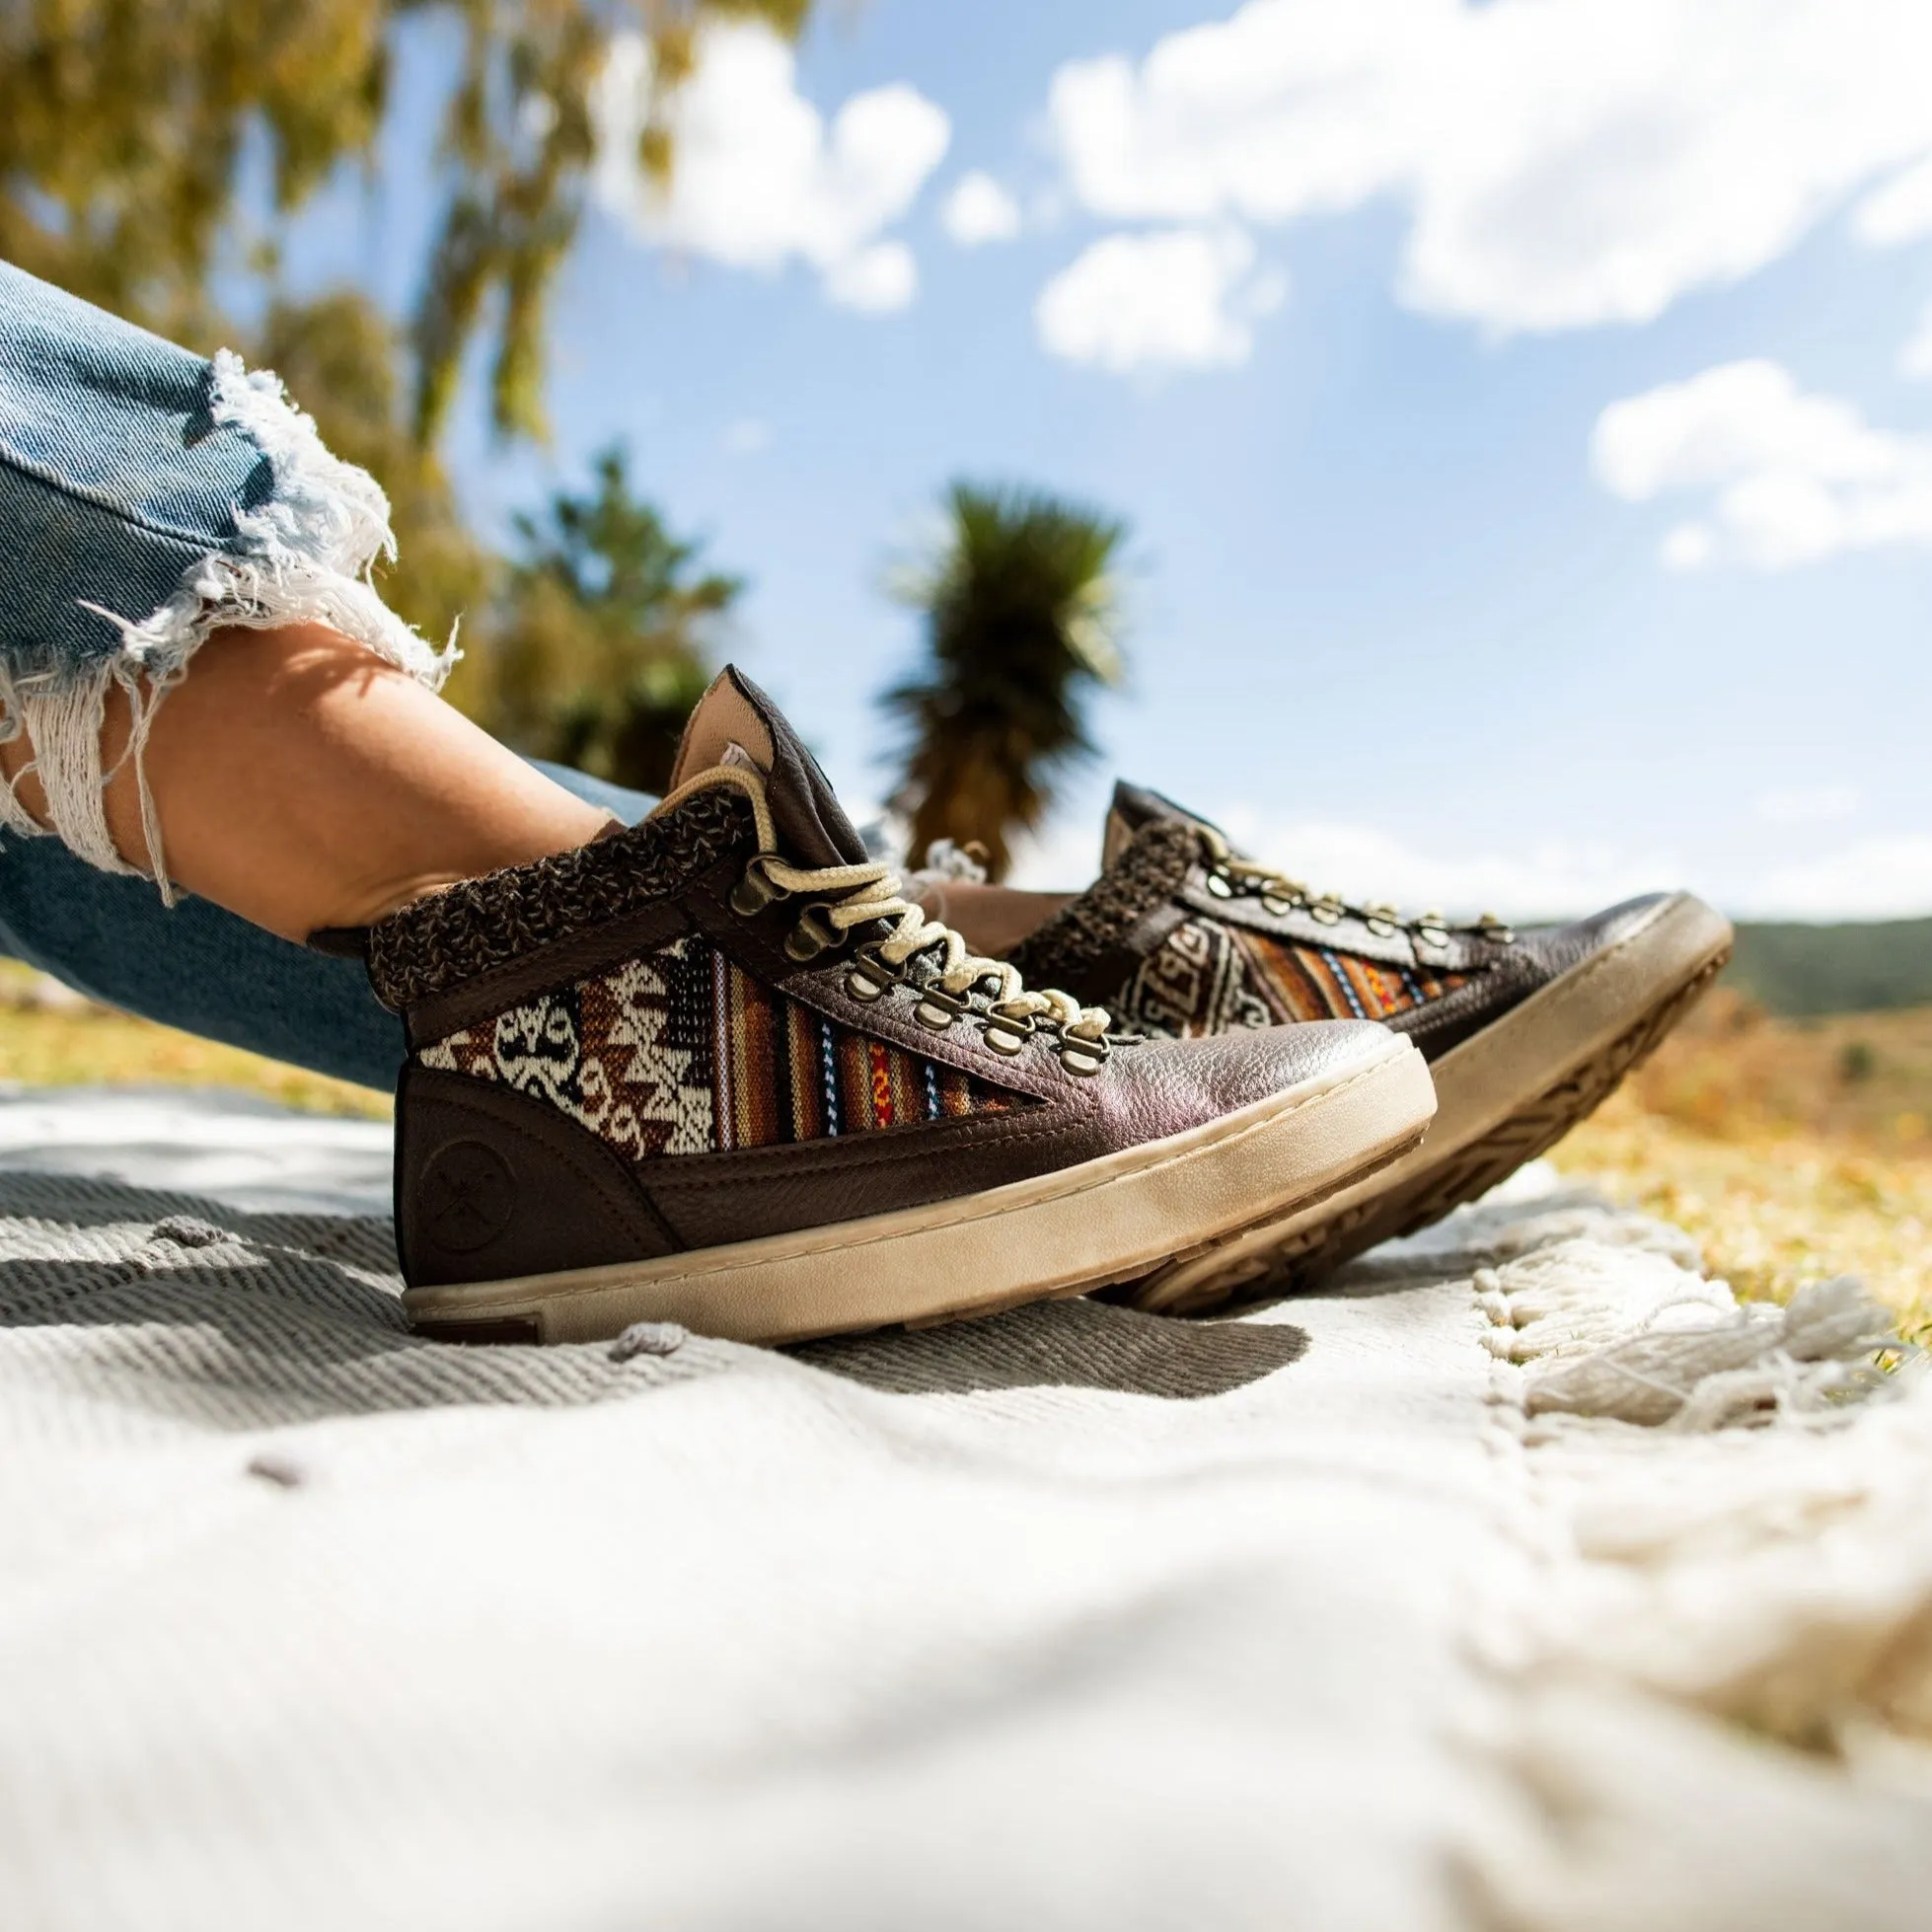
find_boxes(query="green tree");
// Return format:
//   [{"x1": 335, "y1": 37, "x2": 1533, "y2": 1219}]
[
  {"x1": 254, "y1": 290, "x2": 491, "y2": 651},
  {"x1": 885, "y1": 483, "x2": 1127, "y2": 882},
  {"x1": 0, "y1": 0, "x2": 812, "y2": 440},
  {"x1": 0, "y1": 4, "x2": 803, "y2": 756},
  {"x1": 471, "y1": 445, "x2": 739, "y2": 793}
]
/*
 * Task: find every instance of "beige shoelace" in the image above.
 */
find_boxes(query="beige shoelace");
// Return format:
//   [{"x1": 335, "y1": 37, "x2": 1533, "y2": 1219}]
[
  {"x1": 656, "y1": 765, "x2": 1116, "y2": 1073},
  {"x1": 1196, "y1": 826, "x2": 1513, "y2": 944}
]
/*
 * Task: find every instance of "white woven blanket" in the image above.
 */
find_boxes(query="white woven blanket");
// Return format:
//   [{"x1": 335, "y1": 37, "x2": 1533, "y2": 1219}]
[{"x1": 0, "y1": 1089, "x2": 1927, "y2": 1931}]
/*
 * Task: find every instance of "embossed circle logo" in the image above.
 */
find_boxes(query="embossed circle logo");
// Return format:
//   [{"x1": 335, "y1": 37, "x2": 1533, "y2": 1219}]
[{"x1": 422, "y1": 1140, "x2": 516, "y2": 1252}]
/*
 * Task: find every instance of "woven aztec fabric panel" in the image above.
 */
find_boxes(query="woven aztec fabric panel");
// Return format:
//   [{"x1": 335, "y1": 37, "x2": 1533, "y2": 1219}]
[
  {"x1": 418, "y1": 934, "x2": 1025, "y2": 1157},
  {"x1": 1116, "y1": 918, "x2": 1469, "y2": 1037}
]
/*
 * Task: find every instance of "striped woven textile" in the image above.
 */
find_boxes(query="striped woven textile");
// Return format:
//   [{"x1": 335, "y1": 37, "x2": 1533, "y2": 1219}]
[
  {"x1": 1118, "y1": 918, "x2": 1469, "y2": 1038},
  {"x1": 707, "y1": 950, "x2": 1017, "y2": 1151},
  {"x1": 418, "y1": 934, "x2": 1024, "y2": 1163}
]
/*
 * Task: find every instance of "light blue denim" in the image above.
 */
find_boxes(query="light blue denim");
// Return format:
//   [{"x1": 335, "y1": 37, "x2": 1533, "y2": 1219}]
[
  {"x1": 0, "y1": 260, "x2": 651, "y2": 1091},
  {"x1": 0, "y1": 260, "x2": 271, "y2": 696}
]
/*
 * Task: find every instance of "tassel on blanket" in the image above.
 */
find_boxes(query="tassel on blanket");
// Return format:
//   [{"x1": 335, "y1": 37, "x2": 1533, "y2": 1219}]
[{"x1": 1479, "y1": 1238, "x2": 1904, "y2": 1431}]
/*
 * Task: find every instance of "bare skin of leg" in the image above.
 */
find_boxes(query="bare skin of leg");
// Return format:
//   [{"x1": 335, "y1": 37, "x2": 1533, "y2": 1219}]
[{"x1": 0, "y1": 623, "x2": 611, "y2": 942}]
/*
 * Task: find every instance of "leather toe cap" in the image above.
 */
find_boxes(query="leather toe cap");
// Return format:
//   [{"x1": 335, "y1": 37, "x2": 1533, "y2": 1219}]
[
  {"x1": 1513, "y1": 892, "x2": 1683, "y2": 983},
  {"x1": 1110, "y1": 1018, "x2": 1401, "y2": 1135}
]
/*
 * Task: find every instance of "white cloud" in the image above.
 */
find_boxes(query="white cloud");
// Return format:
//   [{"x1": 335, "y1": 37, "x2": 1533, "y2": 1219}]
[
  {"x1": 592, "y1": 24, "x2": 949, "y2": 313},
  {"x1": 1008, "y1": 785, "x2": 1932, "y2": 918},
  {"x1": 1004, "y1": 815, "x2": 1105, "y2": 893},
  {"x1": 941, "y1": 172, "x2": 1021, "y2": 246},
  {"x1": 1746, "y1": 834, "x2": 1932, "y2": 920},
  {"x1": 1754, "y1": 785, "x2": 1864, "y2": 826},
  {"x1": 823, "y1": 241, "x2": 919, "y2": 312},
  {"x1": 1005, "y1": 797, "x2": 1669, "y2": 916},
  {"x1": 1903, "y1": 297, "x2": 1932, "y2": 380},
  {"x1": 1855, "y1": 153, "x2": 1932, "y2": 248},
  {"x1": 1205, "y1": 808, "x2": 1678, "y2": 921},
  {"x1": 721, "y1": 416, "x2": 772, "y2": 457},
  {"x1": 1046, "y1": 0, "x2": 1932, "y2": 337},
  {"x1": 1591, "y1": 359, "x2": 1932, "y2": 568},
  {"x1": 1659, "y1": 523, "x2": 1715, "y2": 571},
  {"x1": 1035, "y1": 227, "x2": 1285, "y2": 373}
]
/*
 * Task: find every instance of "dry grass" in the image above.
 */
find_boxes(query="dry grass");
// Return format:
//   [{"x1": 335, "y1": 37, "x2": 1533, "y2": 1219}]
[
  {"x1": 0, "y1": 962, "x2": 388, "y2": 1120},
  {"x1": 1551, "y1": 990, "x2": 1932, "y2": 1346}
]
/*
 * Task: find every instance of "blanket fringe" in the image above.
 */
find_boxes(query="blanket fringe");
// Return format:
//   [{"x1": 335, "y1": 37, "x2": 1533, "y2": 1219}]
[{"x1": 1478, "y1": 1237, "x2": 1904, "y2": 1432}]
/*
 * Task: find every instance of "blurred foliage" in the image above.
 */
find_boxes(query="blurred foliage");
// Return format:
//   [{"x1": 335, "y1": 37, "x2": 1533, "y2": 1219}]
[
  {"x1": 0, "y1": 3, "x2": 1134, "y2": 844},
  {"x1": 174, "y1": 293, "x2": 732, "y2": 772},
  {"x1": 0, "y1": 2, "x2": 388, "y2": 350},
  {"x1": 451, "y1": 444, "x2": 737, "y2": 793},
  {"x1": 1614, "y1": 988, "x2": 1932, "y2": 1150},
  {"x1": 409, "y1": 0, "x2": 811, "y2": 442},
  {"x1": 1552, "y1": 991, "x2": 1932, "y2": 1346},
  {"x1": 1725, "y1": 918, "x2": 1932, "y2": 1016},
  {"x1": 0, "y1": 0, "x2": 812, "y2": 440},
  {"x1": 0, "y1": 2, "x2": 797, "y2": 758},
  {"x1": 885, "y1": 483, "x2": 1126, "y2": 881},
  {"x1": 0, "y1": 964, "x2": 390, "y2": 1117},
  {"x1": 255, "y1": 290, "x2": 490, "y2": 650}
]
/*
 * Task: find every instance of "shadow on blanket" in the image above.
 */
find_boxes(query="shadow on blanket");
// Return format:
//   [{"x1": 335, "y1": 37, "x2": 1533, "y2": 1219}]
[
  {"x1": 0, "y1": 1170, "x2": 1309, "y2": 1420},
  {"x1": 795, "y1": 1298, "x2": 1306, "y2": 1397}
]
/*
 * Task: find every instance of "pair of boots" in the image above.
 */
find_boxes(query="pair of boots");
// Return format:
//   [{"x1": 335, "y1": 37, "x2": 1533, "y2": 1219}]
[{"x1": 328, "y1": 670, "x2": 1731, "y2": 1346}]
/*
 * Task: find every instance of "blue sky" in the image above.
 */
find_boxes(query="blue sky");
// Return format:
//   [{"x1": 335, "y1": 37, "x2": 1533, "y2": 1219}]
[{"x1": 287, "y1": 0, "x2": 1932, "y2": 919}]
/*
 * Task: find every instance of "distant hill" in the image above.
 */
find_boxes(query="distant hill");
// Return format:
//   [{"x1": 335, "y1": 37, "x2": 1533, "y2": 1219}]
[{"x1": 1725, "y1": 919, "x2": 1932, "y2": 1016}]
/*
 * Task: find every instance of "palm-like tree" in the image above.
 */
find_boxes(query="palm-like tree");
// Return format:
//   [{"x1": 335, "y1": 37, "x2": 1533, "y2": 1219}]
[
  {"x1": 884, "y1": 483, "x2": 1127, "y2": 881},
  {"x1": 479, "y1": 444, "x2": 739, "y2": 794}
]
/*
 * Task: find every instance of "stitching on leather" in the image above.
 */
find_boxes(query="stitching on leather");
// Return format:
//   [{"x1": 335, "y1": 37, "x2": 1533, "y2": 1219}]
[
  {"x1": 638, "y1": 1114, "x2": 1084, "y2": 1191},
  {"x1": 420, "y1": 1080, "x2": 675, "y2": 1250},
  {"x1": 775, "y1": 975, "x2": 1067, "y2": 1102},
  {"x1": 1446, "y1": 896, "x2": 1695, "y2": 1045},
  {"x1": 1421, "y1": 904, "x2": 1718, "y2": 1103},
  {"x1": 433, "y1": 1097, "x2": 636, "y2": 1218},
  {"x1": 1388, "y1": 968, "x2": 1528, "y2": 1042},
  {"x1": 406, "y1": 897, "x2": 702, "y2": 1045},
  {"x1": 1004, "y1": 820, "x2": 1199, "y2": 988},
  {"x1": 565, "y1": 1046, "x2": 1415, "y2": 1280}
]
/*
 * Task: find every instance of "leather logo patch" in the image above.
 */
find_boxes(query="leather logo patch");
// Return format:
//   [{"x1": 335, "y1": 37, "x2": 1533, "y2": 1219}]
[{"x1": 421, "y1": 1140, "x2": 516, "y2": 1252}]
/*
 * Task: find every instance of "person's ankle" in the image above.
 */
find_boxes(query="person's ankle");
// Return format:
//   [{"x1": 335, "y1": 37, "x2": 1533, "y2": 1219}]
[{"x1": 317, "y1": 820, "x2": 625, "y2": 934}]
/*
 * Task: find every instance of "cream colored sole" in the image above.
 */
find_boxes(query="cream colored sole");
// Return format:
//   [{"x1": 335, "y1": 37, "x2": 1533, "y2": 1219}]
[
  {"x1": 1130, "y1": 893, "x2": 1734, "y2": 1316},
  {"x1": 404, "y1": 1031, "x2": 1435, "y2": 1347}
]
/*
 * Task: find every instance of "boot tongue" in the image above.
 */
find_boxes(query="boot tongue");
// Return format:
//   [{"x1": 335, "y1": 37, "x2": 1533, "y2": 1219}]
[
  {"x1": 1101, "y1": 780, "x2": 1226, "y2": 870},
  {"x1": 669, "y1": 666, "x2": 867, "y2": 868}
]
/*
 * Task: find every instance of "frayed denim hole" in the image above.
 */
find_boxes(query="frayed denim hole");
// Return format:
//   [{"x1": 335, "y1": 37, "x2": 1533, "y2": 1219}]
[
  {"x1": 180, "y1": 402, "x2": 217, "y2": 450},
  {"x1": 236, "y1": 448, "x2": 278, "y2": 515}
]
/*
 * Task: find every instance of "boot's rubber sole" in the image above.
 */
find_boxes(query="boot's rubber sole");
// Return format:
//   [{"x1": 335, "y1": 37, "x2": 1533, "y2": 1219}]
[
  {"x1": 1128, "y1": 892, "x2": 1734, "y2": 1316},
  {"x1": 404, "y1": 1031, "x2": 1435, "y2": 1347}
]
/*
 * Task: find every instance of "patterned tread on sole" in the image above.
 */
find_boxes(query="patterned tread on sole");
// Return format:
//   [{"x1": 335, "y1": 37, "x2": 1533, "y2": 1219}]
[
  {"x1": 1177, "y1": 949, "x2": 1731, "y2": 1316},
  {"x1": 1106, "y1": 1126, "x2": 1432, "y2": 1316},
  {"x1": 1285, "y1": 949, "x2": 1732, "y2": 1290}
]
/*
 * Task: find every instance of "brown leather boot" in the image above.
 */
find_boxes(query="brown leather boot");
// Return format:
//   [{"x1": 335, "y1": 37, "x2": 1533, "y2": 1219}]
[
  {"x1": 934, "y1": 782, "x2": 1732, "y2": 1310},
  {"x1": 365, "y1": 672, "x2": 1435, "y2": 1345}
]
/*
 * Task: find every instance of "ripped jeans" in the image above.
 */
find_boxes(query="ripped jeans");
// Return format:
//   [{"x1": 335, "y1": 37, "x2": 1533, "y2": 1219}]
[{"x1": 0, "y1": 261, "x2": 649, "y2": 1091}]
